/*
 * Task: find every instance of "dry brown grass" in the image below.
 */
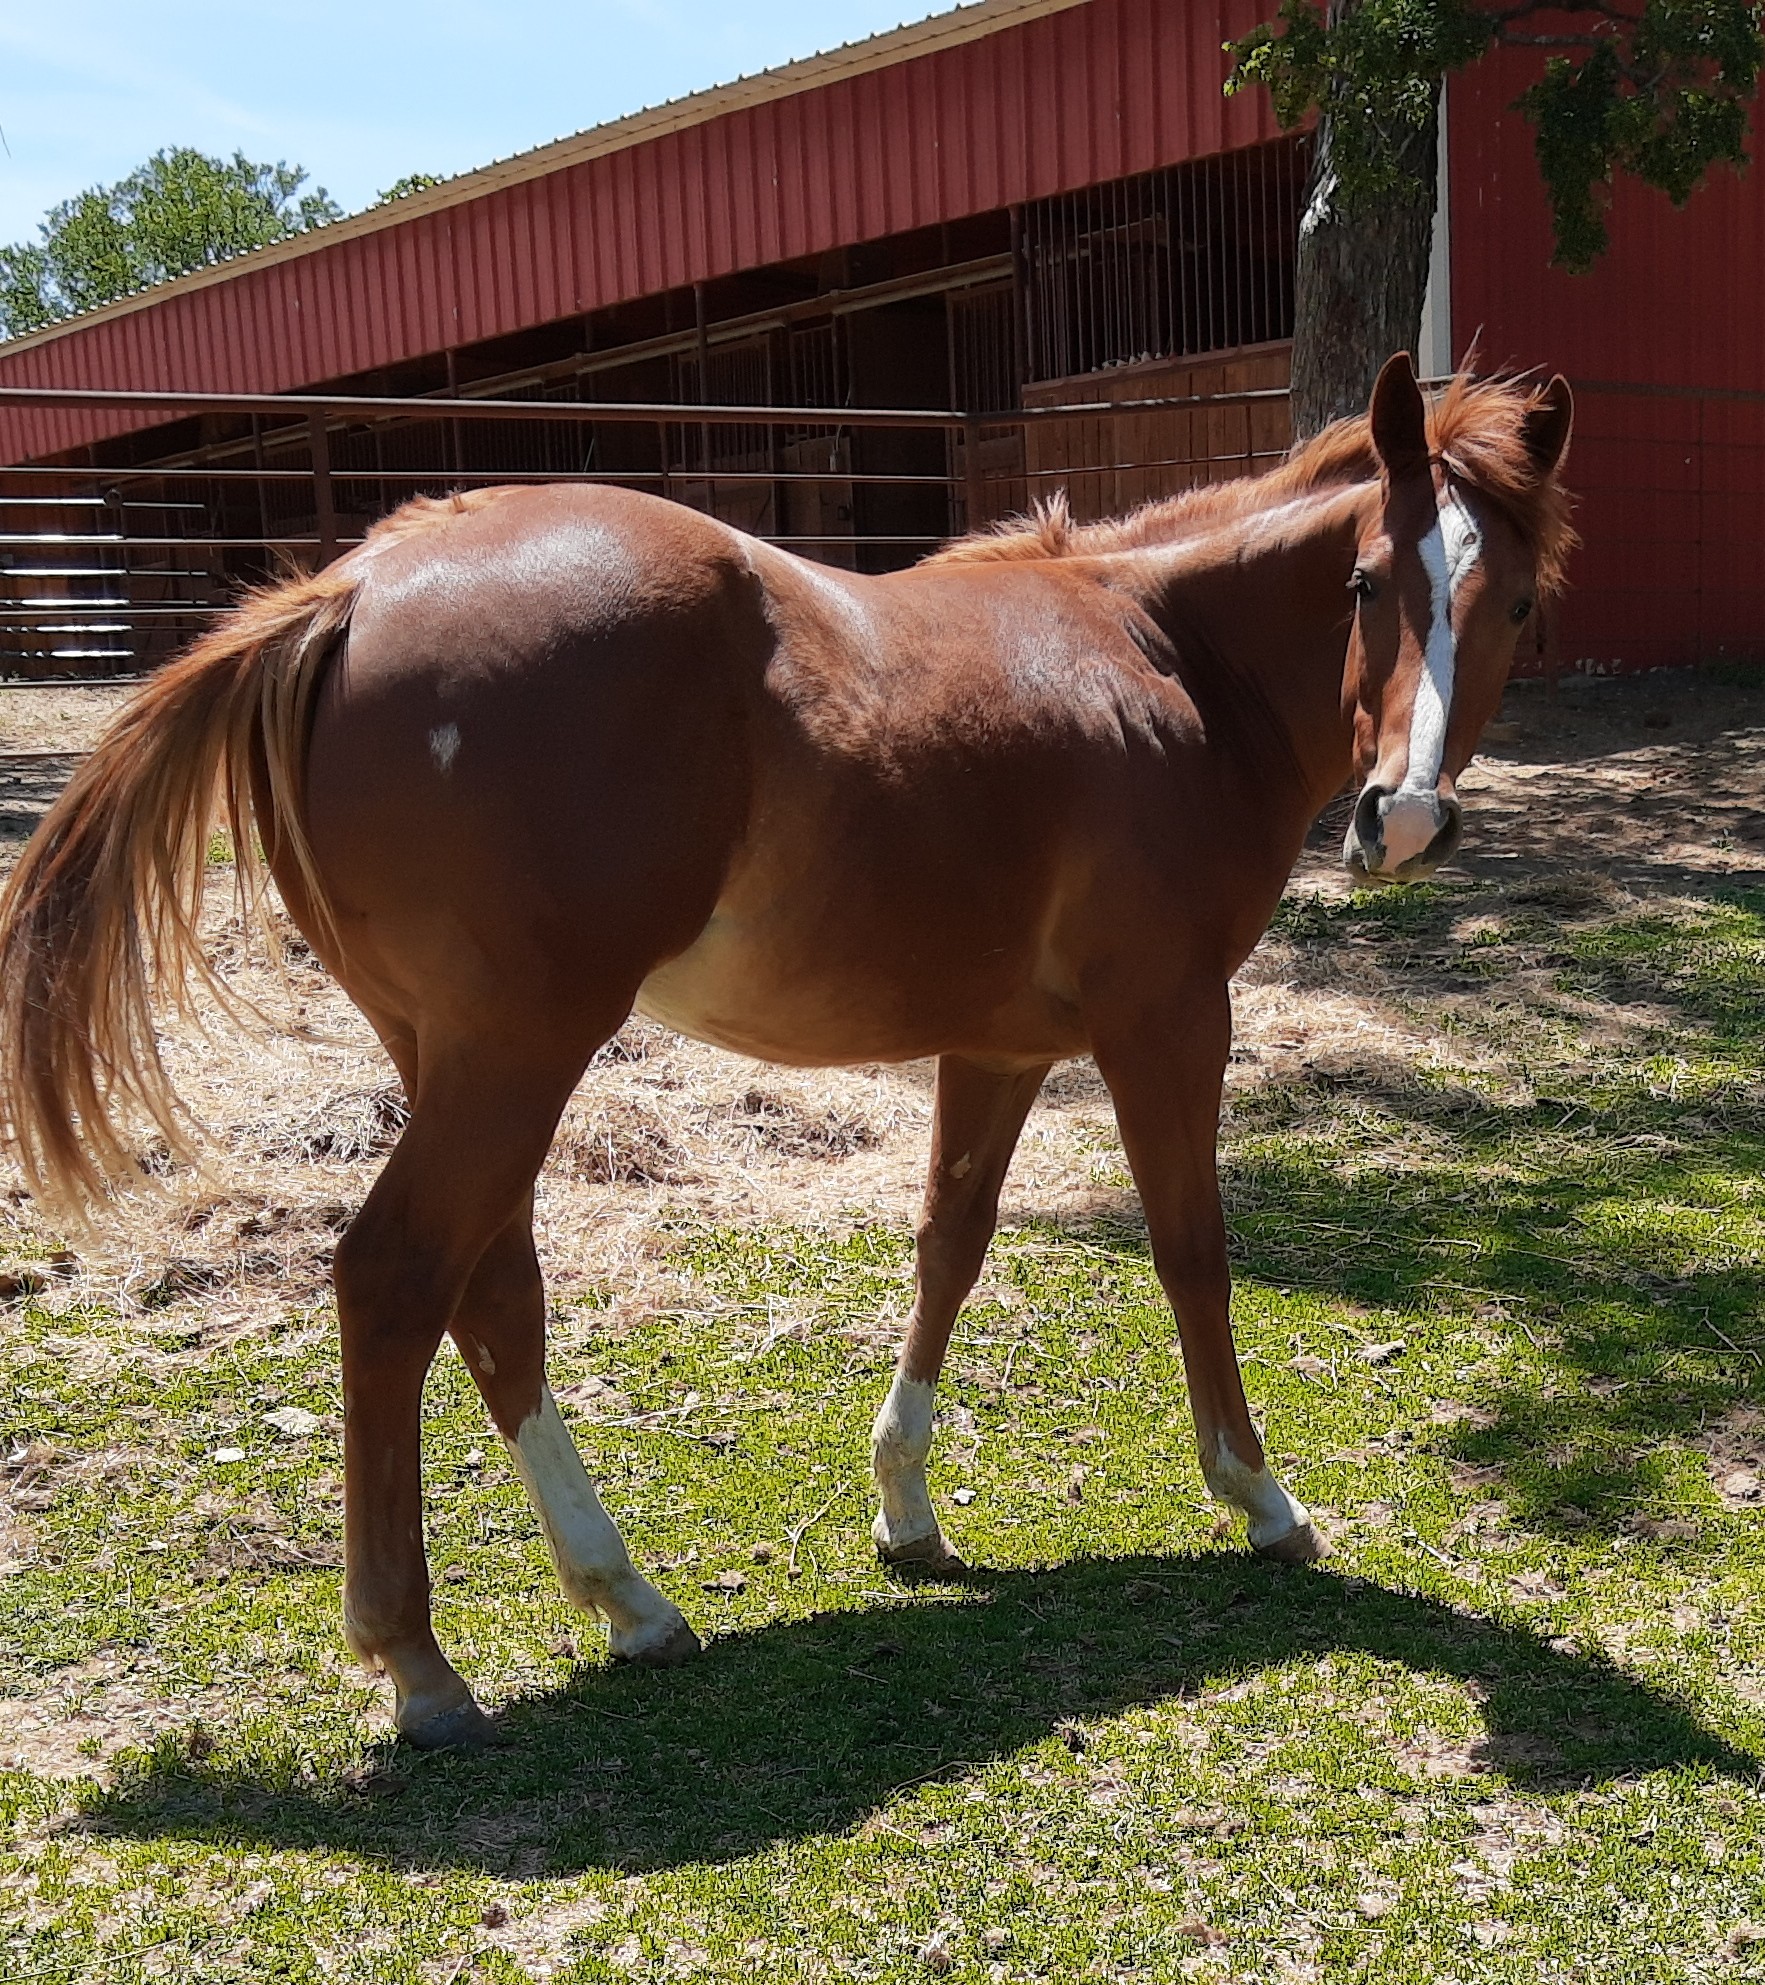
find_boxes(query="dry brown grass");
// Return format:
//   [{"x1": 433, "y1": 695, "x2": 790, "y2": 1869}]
[{"x1": 0, "y1": 668, "x2": 1759, "y2": 1345}]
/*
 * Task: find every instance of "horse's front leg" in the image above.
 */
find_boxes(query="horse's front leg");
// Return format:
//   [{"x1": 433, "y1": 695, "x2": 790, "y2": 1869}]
[
  {"x1": 871, "y1": 1055, "x2": 1049, "y2": 1569},
  {"x1": 1094, "y1": 985, "x2": 1325, "y2": 1563}
]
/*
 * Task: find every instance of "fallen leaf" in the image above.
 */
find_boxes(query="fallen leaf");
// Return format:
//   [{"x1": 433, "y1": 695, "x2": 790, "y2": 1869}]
[
  {"x1": 1177, "y1": 1921, "x2": 1230, "y2": 1947},
  {"x1": 1289, "y1": 1355, "x2": 1330, "y2": 1382},
  {"x1": 1508, "y1": 1568, "x2": 1566, "y2": 1602},
  {"x1": 704, "y1": 1569, "x2": 746, "y2": 1594},
  {"x1": 1627, "y1": 1515, "x2": 1699, "y2": 1542},
  {"x1": 263, "y1": 1406, "x2": 322, "y2": 1439},
  {"x1": 1360, "y1": 1340, "x2": 1406, "y2": 1365},
  {"x1": 211, "y1": 1447, "x2": 247, "y2": 1464}
]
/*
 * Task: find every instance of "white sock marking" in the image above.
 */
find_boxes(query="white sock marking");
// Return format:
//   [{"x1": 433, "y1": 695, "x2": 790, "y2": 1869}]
[
  {"x1": 505, "y1": 1386, "x2": 682, "y2": 1651},
  {"x1": 1206, "y1": 1434, "x2": 1313, "y2": 1550},
  {"x1": 871, "y1": 1372, "x2": 940, "y2": 1552}
]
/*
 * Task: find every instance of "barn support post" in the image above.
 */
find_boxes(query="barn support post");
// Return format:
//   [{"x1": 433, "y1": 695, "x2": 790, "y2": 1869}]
[
  {"x1": 694, "y1": 281, "x2": 713, "y2": 506},
  {"x1": 963, "y1": 417, "x2": 986, "y2": 532},
  {"x1": 308, "y1": 411, "x2": 339, "y2": 567}
]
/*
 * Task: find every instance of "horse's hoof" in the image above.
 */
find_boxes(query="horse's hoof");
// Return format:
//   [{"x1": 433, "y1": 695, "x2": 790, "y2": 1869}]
[
  {"x1": 613, "y1": 1617, "x2": 703, "y2": 1668},
  {"x1": 1252, "y1": 1519, "x2": 1329, "y2": 1565},
  {"x1": 399, "y1": 1697, "x2": 499, "y2": 1751},
  {"x1": 878, "y1": 1529, "x2": 967, "y2": 1578}
]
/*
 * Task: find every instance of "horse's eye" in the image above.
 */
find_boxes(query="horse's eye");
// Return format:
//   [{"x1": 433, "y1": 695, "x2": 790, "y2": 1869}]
[
  {"x1": 1351, "y1": 570, "x2": 1378, "y2": 604},
  {"x1": 1509, "y1": 598, "x2": 1535, "y2": 625}
]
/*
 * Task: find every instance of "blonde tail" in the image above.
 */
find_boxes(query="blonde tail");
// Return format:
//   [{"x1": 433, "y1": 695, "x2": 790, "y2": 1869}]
[{"x1": 0, "y1": 564, "x2": 359, "y2": 1213}]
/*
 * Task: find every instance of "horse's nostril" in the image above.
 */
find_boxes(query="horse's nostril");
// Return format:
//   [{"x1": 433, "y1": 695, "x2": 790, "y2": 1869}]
[
  {"x1": 1420, "y1": 798, "x2": 1463, "y2": 870},
  {"x1": 1352, "y1": 784, "x2": 1387, "y2": 852}
]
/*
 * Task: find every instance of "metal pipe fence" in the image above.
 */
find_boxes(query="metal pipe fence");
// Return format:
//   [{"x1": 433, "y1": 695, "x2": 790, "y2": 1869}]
[
  {"x1": 2, "y1": 375, "x2": 1757, "y2": 680},
  {"x1": 0, "y1": 381, "x2": 1290, "y2": 677}
]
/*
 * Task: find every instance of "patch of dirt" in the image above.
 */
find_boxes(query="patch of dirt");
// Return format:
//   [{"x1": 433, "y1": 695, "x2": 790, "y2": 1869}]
[
  {"x1": 1701, "y1": 1405, "x2": 1765, "y2": 1507},
  {"x1": 0, "y1": 1653, "x2": 297, "y2": 1779},
  {"x1": 1295, "y1": 669, "x2": 1765, "y2": 903}
]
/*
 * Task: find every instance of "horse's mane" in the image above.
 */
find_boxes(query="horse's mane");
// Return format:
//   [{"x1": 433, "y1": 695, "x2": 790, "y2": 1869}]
[{"x1": 930, "y1": 370, "x2": 1577, "y2": 595}]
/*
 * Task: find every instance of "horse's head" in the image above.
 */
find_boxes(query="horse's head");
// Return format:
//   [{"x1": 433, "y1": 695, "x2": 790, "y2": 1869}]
[{"x1": 1341, "y1": 353, "x2": 1574, "y2": 884}]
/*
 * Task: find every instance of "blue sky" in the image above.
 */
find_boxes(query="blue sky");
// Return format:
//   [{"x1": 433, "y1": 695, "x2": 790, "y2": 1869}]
[{"x1": 0, "y1": 1, "x2": 955, "y2": 243}]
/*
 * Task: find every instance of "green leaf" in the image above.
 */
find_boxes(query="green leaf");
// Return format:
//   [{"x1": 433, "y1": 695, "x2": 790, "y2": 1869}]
[{"x1": 1227, "y1": 0, "x2": 1763, "y2": 266}]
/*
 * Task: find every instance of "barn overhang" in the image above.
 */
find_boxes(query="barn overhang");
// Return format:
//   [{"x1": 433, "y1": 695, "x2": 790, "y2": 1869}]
[{"x1": 0, "y1": 0, "x2": 1290, "y2": 463}]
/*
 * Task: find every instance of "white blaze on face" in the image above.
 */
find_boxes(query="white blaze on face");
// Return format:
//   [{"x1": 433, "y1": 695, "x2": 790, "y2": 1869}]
[
  {"x1": 1378, "y1": 488, "x2": 1483, "y2": 870},
  {"x1": 504, "y1": 1385, "x2": 685, "y2": 1655},
  {"x1": 429, "y1": 722, "x2": 461, "y2": 774},
  {"x1": 870, "y1": 1372, "x2": 939, "y2": 1554}
]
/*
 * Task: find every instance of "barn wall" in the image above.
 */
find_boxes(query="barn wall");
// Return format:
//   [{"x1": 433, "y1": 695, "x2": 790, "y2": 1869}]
[
  {"x1": 0, "y1": 0, "x2": 1288, "y2": 463},
  {"x1": 1448, "y1": 52, "x2": 1765, "y2": 669},
  {"x1": 1019, "y1": 340, "x2": 1291, "y2": 521}
]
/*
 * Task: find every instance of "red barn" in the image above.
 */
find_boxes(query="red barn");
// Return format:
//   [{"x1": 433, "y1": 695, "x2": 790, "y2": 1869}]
[{"x1": 0, "y1": 0, "x2": 1758, "y2": 673}]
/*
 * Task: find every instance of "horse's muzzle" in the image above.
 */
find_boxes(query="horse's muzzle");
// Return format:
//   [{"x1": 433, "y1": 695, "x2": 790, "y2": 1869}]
[{"x1": 1342, "y1": 783, "x2": 1463, "y2": 883}]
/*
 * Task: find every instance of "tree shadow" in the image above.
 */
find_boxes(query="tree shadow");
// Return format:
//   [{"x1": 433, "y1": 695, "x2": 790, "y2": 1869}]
[
  {"x1": 1222, "y1": 1120, "x2": 1762, "y2": 1521},
  {"x1": 1224, "y1": 867, "x2": 1765, "y2": 1527},
  {"x1": 73, "y1": 1554, "x2": 1754, "y2": 1876},
  {"x1": 1050, "y1": 850, "x2": 1765, "y2": 1532}
]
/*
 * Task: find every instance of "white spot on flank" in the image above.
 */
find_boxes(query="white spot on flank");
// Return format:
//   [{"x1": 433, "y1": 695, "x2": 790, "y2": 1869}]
[
  {"x1": 949, "y1": 1152, "x2": 972, "y2": 1179},
  {"x1": 470, "y1": 1336, "x2": 496, "y2": 1376},
  {"x1": 429, "y1": 722, "x2": 461, "y2": 774},
  {"x1": 871, "y1": 1372, "x2": 940, "y2": 1553},
  {"x1": 505, "y1": 1386, "x2": 684, "y2": 1651}
]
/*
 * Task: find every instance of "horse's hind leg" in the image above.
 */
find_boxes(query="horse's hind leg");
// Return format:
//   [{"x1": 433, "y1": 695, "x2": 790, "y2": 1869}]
[
  {"x1": 447, "y1": 1203, "x2": 697, "y2": 1666},
  {"x1": 333, "y1": 1045, "x2": 587, "y2": 1748},
  {"x1": 871, "y1": 1056, "x2": 1048, "y2": 1571}
]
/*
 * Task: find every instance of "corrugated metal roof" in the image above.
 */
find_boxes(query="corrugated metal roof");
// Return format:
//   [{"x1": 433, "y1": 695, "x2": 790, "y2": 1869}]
[
  {"x1": 0, "y1": 0, "x2": 1090, "y2": 363},
  {"x1": 0, "y1": 0, "x2": 1286, "y2": 460}
]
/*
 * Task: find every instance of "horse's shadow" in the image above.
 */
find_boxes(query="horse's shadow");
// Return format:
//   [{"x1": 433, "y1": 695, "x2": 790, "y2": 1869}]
[{"x1": 77, "y1": 1554, "x2": 1754, "y2": 1876}]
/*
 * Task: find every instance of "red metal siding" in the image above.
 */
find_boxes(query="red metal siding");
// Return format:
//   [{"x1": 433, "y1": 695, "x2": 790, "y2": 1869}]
[
  {"x1": 1449, "y1": 49, "x2": 1765, "y2": 667},
  {"x1": 0, "y1": 0, "x2": 1282, "y2": 461}
]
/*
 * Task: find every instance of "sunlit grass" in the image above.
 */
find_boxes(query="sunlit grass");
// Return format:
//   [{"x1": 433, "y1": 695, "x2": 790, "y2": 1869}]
[{"x1": 3, "y1": 867, "x2": 1764, "y2": 1981}]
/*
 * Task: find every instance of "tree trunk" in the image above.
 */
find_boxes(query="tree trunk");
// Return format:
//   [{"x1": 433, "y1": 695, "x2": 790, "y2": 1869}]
[{"x1": 1289, "y1": 79, "x2": 1442, "y2": 438}]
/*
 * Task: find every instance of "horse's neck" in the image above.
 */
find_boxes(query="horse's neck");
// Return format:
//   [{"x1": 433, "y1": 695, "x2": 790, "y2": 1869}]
[{"x1": 1137, "y1": 482, "x2": 1370, "y2": 820}]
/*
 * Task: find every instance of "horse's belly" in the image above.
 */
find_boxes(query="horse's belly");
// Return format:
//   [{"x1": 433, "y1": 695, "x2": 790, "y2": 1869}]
[
  {"x1": 634, "y1": 917, "x2": 873, "y2": 1064},
  {"x1": 632, "y1": 912, "x2": 1081, "y2": 1067}
]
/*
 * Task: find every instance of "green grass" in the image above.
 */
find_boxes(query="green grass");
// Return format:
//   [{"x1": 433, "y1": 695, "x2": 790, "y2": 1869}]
[{"x1": 3, "y1": 879, "x2": 1764, "y2": 1981}]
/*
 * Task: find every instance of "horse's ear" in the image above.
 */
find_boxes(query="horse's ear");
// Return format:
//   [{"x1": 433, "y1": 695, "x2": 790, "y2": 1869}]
[
  {"x1": 1523, "y1": 375, "x2": 1574, "y2": 479},
  {"x1": 1369, "y1": 352, "x2": 1430, "y2": 479}
]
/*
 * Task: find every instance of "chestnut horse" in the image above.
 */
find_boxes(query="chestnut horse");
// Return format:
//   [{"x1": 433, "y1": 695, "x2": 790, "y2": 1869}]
[{"x1": 0, "y1": 355, "x2": 1572, "y2": 1747}]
